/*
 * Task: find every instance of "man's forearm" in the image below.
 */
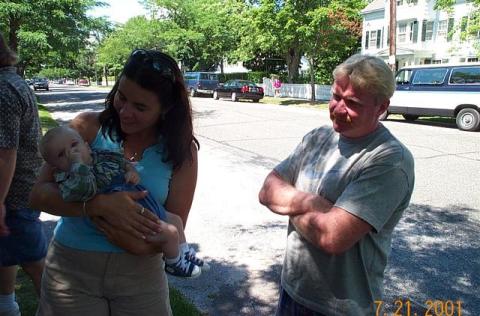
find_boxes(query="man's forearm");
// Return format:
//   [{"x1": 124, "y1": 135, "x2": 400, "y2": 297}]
[{"x1": 259, "y1": 170, "x2": 329, "y2": 216}]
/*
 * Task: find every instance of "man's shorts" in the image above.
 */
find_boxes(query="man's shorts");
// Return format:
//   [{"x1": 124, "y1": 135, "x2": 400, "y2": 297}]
[
  {"x1": 276, "y1": 287, "x2": 327, "y2": 316},
  {"x1": 0, "y1": 208, "x2": 48, "y2": 266}
]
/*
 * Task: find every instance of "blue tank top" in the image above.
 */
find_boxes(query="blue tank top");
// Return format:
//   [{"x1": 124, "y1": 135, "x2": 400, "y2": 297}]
[{"x1": 54, "y1": 128, "x2": 173, "y2": 252}]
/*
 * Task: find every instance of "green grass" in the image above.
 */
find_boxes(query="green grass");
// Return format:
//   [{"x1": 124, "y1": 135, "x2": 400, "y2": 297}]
[
  {"x1": 261, "y1": 96, "x2": 329, "y2": 110},
  {"x1": 38, "y1": 103, "x2": 59, "y2": 133},
  {"x1": 17, "y1": 105, "x2": 203, "y2": 316}
]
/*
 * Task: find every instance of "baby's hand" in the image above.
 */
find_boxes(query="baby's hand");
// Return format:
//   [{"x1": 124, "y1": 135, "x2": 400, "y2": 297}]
[{"x1": 125, "y1": 170, "x2": 140, "y2": 185}]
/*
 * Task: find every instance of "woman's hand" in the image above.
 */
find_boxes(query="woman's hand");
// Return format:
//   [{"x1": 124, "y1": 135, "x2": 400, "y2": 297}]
[
  {"x1": 89, "y1": 190, "x2": 163, "y2": 239},
  {"x1": 92, "y1": 217, "x2": 157, "y2": 255}
]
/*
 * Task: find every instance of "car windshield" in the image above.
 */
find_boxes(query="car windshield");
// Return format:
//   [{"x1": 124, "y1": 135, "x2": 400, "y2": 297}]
[{"x1": 236, "y1": 80, "x2": 256, "y2": 86}]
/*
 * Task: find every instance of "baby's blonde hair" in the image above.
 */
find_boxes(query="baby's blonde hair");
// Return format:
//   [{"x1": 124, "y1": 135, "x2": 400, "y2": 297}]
[{"x1": 39, "y1": 126, "x2": 80, "y2": 161}]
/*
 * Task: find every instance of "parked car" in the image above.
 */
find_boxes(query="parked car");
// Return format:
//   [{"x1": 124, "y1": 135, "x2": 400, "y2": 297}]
[
  {"x1": 78, "y1": 78, "x2": 90, "y2": 86},
  {"x1": 213, "y1": 80, "x2": 264, "y2": 102},
  {"x1": 387, "y1": 63, "x2": 480, "y2": 131},
  {"x1": 33, "y1": 78, "x2": 49, "y2": 91},
  {"x1": 184, "y1": 72, "x2": 219, "y2": 97}
]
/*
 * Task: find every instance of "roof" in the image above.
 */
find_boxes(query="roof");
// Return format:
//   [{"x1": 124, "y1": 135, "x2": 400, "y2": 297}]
[
  {"x1": 361, "y1": 0, "x2": 385, "y2": 14},
  {"x1": 399, "y1": 62, "x2": 480, "y2": 70}
]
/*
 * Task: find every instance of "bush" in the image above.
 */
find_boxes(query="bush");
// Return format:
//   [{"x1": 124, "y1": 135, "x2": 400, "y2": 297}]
[{"x1": 218, "y1": 71, "x2": 269, "y2": 83}]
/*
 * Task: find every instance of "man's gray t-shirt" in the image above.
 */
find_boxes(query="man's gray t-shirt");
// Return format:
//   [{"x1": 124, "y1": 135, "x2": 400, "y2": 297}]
[{"x1": 275, "y1": 124, "x2": 414, "y2": 316}]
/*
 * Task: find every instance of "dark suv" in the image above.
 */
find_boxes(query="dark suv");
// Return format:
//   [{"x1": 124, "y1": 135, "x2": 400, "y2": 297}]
[
  {"x1": 33, "y1": 78, "x2": 49, "y2": 91},
  {"x1": 184, "y1": 72, "x2": 219, "y2": 97}
]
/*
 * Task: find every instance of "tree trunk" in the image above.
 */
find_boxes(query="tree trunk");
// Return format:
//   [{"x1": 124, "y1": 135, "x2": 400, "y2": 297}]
[
  {"x1": 285, "y1": 47, "x2": 301, "y2": 83},
  {"x1": 309, "y1": 57, "x2": 315, "y2": 103},
  {"x1": 8, "y1": 16, "x2": 20, "y2": 53},
  {"x1": 104, "y1": 65, "x2": 108, "y2": 87},
  {"x1": 9, "y1": 16, "x2": 23, "y2": 75}
]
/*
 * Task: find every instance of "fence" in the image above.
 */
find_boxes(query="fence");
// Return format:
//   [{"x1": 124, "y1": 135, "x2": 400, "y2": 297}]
[{"x1": 262, "y1": 78, "x2": 332, "y2": 101}]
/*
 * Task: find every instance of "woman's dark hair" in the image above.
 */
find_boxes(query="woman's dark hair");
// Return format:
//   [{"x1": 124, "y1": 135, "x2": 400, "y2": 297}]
[
  {"x1": 0, "y1": 33, "x2": 18, "y2": 67},
  {"x1": 99, "y1": 49, "x2": 199, "y2": 169}
]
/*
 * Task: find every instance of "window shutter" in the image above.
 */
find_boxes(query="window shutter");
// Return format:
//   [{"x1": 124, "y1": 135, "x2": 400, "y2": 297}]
[
  {"x1": 413, "y1": 21, "x2": 418, "y2": 43},
  {"x1": 381, "y1": 27, "x2": 384, "y2": 47},
  {"x1": 387, "y1": 26, "x2": 390, "y2": 45},
  {"x1": 421, "y1": 20, "x2": 427, "y2": 41},
  {"x1": 376, "y1": 30, "x2": 381, "y2": 48},
  {"x1": 365, "y1": 31, "x2": 369, "y2": 49},
  {"x1": 447, "y1": 18, "x2": 454, "y2": 41},
  {"x1": 461, "y1": 16, "x2": 468, "y2": 32}
]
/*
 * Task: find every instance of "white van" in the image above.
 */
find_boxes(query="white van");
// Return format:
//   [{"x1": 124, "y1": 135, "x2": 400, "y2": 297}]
[{"x1": 386, "y1": 63, "x2": 480, "y2": 131}]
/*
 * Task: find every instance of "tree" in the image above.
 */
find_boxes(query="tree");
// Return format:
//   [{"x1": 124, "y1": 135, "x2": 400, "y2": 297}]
[
  {"x1": 299, "y1": 0, "x2": 364, "y2": 101},
  {"x1": 0, "y1": 0, "x2": 109, "y2": 76},
  {"x1": 436, "y1": 0, "x2": 480, "y2": 55},
  {"x1": 139, "y1": 0, "x2": 242, "y2": 71}
]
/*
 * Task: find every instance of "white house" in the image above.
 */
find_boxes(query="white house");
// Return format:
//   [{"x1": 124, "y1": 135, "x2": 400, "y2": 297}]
[{"x1": 361, "y1": 0, "x2": 480, "y2": 68}]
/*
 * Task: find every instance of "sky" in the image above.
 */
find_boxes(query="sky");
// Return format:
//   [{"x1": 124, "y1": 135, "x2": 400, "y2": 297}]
[{"x1": 88, "y1": 0, "x2": 147, "y2": 24}]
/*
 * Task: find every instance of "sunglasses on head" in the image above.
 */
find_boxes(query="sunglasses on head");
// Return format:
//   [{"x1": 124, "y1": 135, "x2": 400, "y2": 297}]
[{"x1": 130, "y1": 49, "x2": 176, "y2": 83}]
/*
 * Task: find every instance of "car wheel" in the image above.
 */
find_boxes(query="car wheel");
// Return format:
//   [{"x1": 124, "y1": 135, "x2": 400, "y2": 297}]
[
  {"x1": 379, "y1": 111, "x2": 388, "y2": 121},
  {"x1": 252, "y1": 99, "x2": 259, "y2": 103},
  {"x1": 231, "y1": 92, "x2": 238, "y2": 102},
  {"x1": 190, "y1": 89, "x2": 197, "y2": 97},
  {"x1": 213, "y1": 91, "x2": 219, "y2": 100},
  {"x1": 402, "y1": 114, "x2": 419, "y2": 121},
  {"x1": 456, "y1": 108, "x2": 480, "y2": 131}
]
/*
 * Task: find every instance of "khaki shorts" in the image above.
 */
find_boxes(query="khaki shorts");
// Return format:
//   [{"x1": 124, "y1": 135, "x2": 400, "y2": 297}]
[{"x1": 37, "y1": 240, "x2": 172, "y2": 316}]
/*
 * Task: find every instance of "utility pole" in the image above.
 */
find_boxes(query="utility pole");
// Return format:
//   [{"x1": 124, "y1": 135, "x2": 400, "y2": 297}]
[{"x1": 389, "y1": 0, "x2": 397, "y2": 72}]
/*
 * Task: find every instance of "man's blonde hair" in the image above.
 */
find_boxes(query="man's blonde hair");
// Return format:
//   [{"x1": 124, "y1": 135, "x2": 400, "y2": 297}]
[{"x1": 333, "y1": 54, "x2": 395, "y2": 102}]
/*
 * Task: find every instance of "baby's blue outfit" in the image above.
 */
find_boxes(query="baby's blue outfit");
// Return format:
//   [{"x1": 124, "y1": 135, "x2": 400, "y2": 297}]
[{"x1": 53, "y1": 128, "x2": 173, "y2": 252}]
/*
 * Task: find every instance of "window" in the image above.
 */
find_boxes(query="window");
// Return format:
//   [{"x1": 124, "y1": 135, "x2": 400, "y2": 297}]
[
  {"x1": 395, "y1": 69, "x2": 413, "y2": 84},
  {"x1": 184, "y1": 74, "x2": 198, "y2": 80},
  {"x1": 421, "y1": 20, "x2": 434, "y2": 41},
  {"x1": 437, "y1": 20, "x2": 448, "y2": 39},
  {"x1": 398, "y1": 23, "x2": 407, "y2": 43},
  {"x1": 412, "y1": 68, "x2": 448, "y2": 84},
  {"x1": 369, "y1": 30, "x2": 377, "y2": 48},
  {"x1": 449, "y1": 67, "x2": 480, "y2": 84},
  {"x1": 425, "y1": 21, "x2": 434, "y2": 40},
  {"x1": 467, "y1": 57, "x2": 479, "y2": 62},
  {"x1": 410, "y1": 21, "x2": 418, "y2": 43}
]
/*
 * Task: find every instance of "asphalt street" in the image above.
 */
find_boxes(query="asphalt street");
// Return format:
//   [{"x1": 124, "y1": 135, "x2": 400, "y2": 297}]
[{"x1": 37, "y1": 85, "x2": 479, "y2": 316}]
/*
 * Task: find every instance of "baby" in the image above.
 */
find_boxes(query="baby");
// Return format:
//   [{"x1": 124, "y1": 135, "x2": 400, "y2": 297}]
[{"x1": 39, "y1": 126, "x2": 207, "y2": 277}]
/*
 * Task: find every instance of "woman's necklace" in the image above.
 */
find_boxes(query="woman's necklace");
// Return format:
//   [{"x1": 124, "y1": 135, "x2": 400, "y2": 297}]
[{"x1": 122, "y1": 141, "x2": 142, "y2": 162}]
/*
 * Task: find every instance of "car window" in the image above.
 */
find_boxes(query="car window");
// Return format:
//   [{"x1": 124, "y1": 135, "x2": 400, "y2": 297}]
[
  {"x1": 449, "y1": 67, "x2": 480, "y2": 85},
  {"x1": 184, "y1": 74, "x2": 197, "y2": 80},
  {"x1": 395, "y1": 69, "x2": 413, "y2": 84},
  {"x1": 412, "y1": 68, "x2": 448, "y2": 85},
  {"x1": 208, "y1": 74, "x2": 218, "y2": 80}
]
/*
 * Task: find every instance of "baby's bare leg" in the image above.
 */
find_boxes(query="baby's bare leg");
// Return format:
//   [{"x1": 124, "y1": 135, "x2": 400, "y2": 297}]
[
  {"x1": 166, "y1": 211, "x2": 186, "y2": 244},
  {"x1": 160, "y1": 222, "x2": 180, "y2": 259}
]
